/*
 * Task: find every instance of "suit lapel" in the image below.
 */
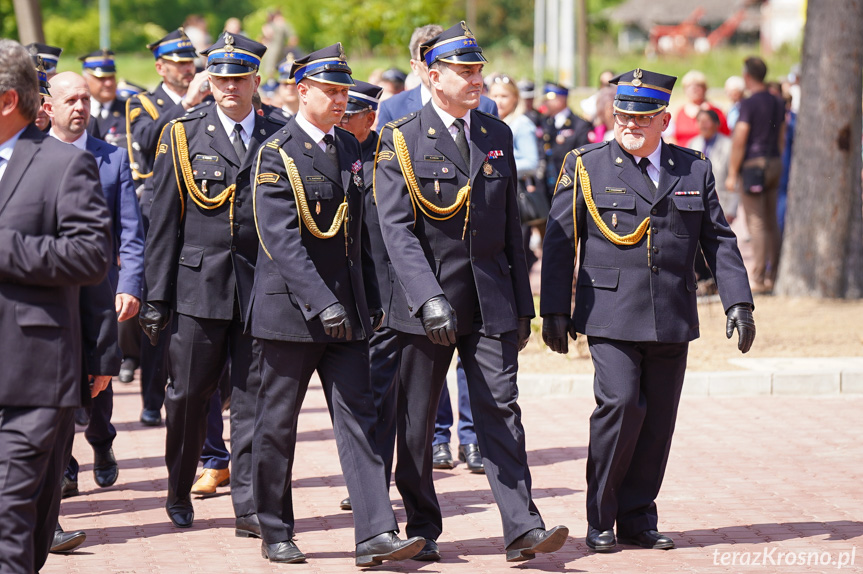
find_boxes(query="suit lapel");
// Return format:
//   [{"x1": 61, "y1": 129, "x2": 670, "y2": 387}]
[
  {"x1": 85, "y1": 135, "x2": 105, "y2": 170},
  {"x1": 423, "y1": 105, "x2": 469, "y2": 175},
  {"x1": 0, "y1": 125, "x2": 41, "y2": 216},
  {"x1": 239, "y1": 114, "x2": 268, "y2": 173},
  {"x1": 288, "y1": 120, "x2": 340, "y2": 185},
  {"x1": 468, "y1": 111, "x2": 491, "y2": 181},
  {"x1": 654, "y1": 143, "x2": 680, "y2": 205},
  {"x1": 335, "y1": 132, "x2": 352, "y2": 192},
  {"x1": 611, "y1": 140, "x2": 654, "y2": 204}
]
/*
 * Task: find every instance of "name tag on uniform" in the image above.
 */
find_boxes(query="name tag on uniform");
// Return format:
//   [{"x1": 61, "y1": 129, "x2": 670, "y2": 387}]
[
  {"x1": 424, "y1": 155, "x2": 445, "y2": 161},
  {"x1": 304, "y1": 175, "x2": 326, "y2": 182},
  {"x1": 604, "y1": 187, "x2": 626, "y2": 193},
  {"x1": 674, "y1": 190, "x2": 701, "y2": 196},
  {"x1": 194, "y1": 154, "x2": 219, "y2": 162}
]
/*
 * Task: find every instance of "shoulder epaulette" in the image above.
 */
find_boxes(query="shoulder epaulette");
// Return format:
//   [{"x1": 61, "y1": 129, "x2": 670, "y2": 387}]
[
  {"x1": 475, "y1": 109, "x2": 505, "y2": 125},
  {"x1": 669, "y1": 143, "x2": 706, "y2": 160},
  {"x1": 385, "y1": 112, "x2": 417, "y2": 129},
  {"x1": 570, "y1": 140, "x2": 610, "y2": 157}
]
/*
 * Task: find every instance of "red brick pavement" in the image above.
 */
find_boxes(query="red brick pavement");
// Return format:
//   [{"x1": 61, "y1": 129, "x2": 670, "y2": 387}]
[{"x1": 44, "y1": 379, "x2": 863, "y2": 573}]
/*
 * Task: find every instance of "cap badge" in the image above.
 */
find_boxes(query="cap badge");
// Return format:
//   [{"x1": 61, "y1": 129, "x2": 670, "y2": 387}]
[
  {"x1": 224, "y1": 33, "x2": 234, "y2": 53},
  {"x1": 337, "y1": 43, "x2": 346, "y2": 60},
  {"x1": 461, "y1": 21, "x2": 474, "y2": 39},
  {"x1": 632, "y1": 68, "x2": 643, "y2": 87}
]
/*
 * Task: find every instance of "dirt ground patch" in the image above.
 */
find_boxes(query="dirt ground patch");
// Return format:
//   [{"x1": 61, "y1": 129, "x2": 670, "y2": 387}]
[{"x1": 518, "y1": 295, "x2": 863, "y2": 373}]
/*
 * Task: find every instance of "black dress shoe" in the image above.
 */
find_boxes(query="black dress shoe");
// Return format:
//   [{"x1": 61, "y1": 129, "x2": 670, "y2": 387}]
[
  {"x1": 93, "y1": 445, "x2": 118, "y2": 487},
  {"x1": 50, "y1": 525, "x2": 86, "y2": 553},
  {"x1": 340, "y1": 496, "x2": 352, "y2": 510},
  {"x1": 432, "y1": 443, "x2": 454, "y2": 469},
  {"x1": 118, "y1": 358, "x2": 138, "y2": 383},
  {"x1": 61, "y1": 476, "x2": 79, "y2": 499},
  {"x1": 140, "y1": 408, "x2": 162, "y2": 426},
  {"x1": 235, "y1": 514, "x2": 261, "y2": 538},
  {"x1": 586, "y1": 525, "x2": 616, "y2": 552},
  {"x1": 458, "y1": 443, "x2": 485, "y2": 474},
  {"x1": 618, "y1": 529, "x2": 675, "y2": 550},
  {"x1": 262, "y1": 540, "x2": 305, "y2": 563},
  {"x1": 412, "y1": 539, "x2": 441, "y2": 561},
  {"x1": 74, "y1": 407, "x2": 90, "y2": 427},
  {"x1": 505, "y1": 525, "x2": 569, "y2": 562},
  {"x1": 166, "y1": 498, "x2": 194, "y2": 528},
  {"x1": 355, "y1": 531, "x2": 425, "y2": 567}
]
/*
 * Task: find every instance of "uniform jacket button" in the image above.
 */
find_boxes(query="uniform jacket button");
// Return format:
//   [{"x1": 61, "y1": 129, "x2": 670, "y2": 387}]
[
  {"x1": 652, "y1": 266, "x2": 658, "y2": 272},
  {"x1": 305, "y1": 303, "x2": 311, "y2": 310},
  {"x1": 612, "y1": 202, "x2": 618, "y2": 207},
  {"x1": 651, "y1": 209, "x2": 657, "y2": 215},
  {"x1": 231, "y1": 246, "x2": 237, "y2": 252}
]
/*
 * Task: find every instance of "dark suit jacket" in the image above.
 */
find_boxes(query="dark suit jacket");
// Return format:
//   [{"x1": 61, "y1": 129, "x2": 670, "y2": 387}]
[
  {"x1": 377, "y1": 86, "x2": 498, "y2": 127},
  {"x1": 87, "y1": 98, "x2": 128, "y2": 149},
  {"x1": 145, "y1": 102, "x2": 284, "y2": 321},
  {"x1": 0, "y1": 124, "x2": 112, "y2": 407},
  {"x1": 374, "y1": 104, "x2": 534, "y2": 337},
  {"x1": 79, "y1": 279, "x2": 122, "y2": 405},
  {"x1": 540, "y1": 139, "x2": 753, "y2": 343},
  {"x1": 86, "y1": 135, "x2": 145, "y2": 299},
  {"x1": 250, "y1": 118, "x2": 379, "y2": 343}
]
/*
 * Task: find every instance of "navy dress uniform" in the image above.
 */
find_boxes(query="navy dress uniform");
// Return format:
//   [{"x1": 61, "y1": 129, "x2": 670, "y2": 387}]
[
  {"x1": 540, "y1": 69, "x2": 755, "y2": 552},
  {"x1": 249, "y1": 45, "x2": 424, "y2": 566},
  {"x1": 139, "y1": 32, "x2": 282, "y2": 533},
  {"x1": 80, "y1": 50, "x2": 127, "y2": 147},
  {"x1": 374, "y1": 22, "x2": 568, "y2": 562},
  {"x1": 538, "y1": 83, "x2": 592, "y2": 199}
]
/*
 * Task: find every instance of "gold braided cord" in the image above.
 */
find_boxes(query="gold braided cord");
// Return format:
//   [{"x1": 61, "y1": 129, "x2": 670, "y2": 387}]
[
  {"x1": 253, "y1": 144, "x2": 273, "y2": 260},
  {"x1": 125, "y1": 97, "x2": 153, "y2": 180},
  {"x1": 393, "y1": 128, "x2": 471, "y2": 239},
  {"x1": 277, "y1": 148, "x2": 349, "y2": 247},
  {"x1": 171, "y1": 121, "x2": 236, "y2": 233},
  {"x1": 576, "y1": 155, "x2": 649, "y2": 246},
  {"x1": 138, "y1": 94, "x2": 159, "y2": 121}
]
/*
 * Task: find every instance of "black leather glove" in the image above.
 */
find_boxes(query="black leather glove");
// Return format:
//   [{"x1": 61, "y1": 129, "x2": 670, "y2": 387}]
[
  {"x1": 517, "y1": 317, "x2": 532, "y2": 351},
  {"x1": 320, "y1": 302, "x2": 352, "y2": 340},
  {"x1": 542, "y1": 314, "x2": 577, "y2": 354},
  {"x1": 138, "y1": 301, "x2": 171, "y2": 347},
  {"x1": 369, "y1": 308, "x2": 385, "y2": 332},
  {"x1": 420, "y1": 295, "x2": 457, "y2": 346},
  {"x1": 726, "y1": 303, "x2": 755, "y2": 354}
]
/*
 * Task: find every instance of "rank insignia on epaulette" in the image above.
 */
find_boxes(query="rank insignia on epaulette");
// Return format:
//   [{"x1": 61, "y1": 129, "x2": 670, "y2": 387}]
[
  {"x1": 256, "y1": 173, "x2": 280, "y2": 185},
  {"x1": 157, "y1": 99, "x2": 164, "y2": 106},
  {"x1": 559, "y1": 174, "x2": 572, "y2": 188},
  {"x1": 376, "y1": 150, "x2": 395, "y2": 163},
  {"x1": 304, "y1": 142, "x2": 313, "y2": 150},
  {"x1": 157, "y1": 143, "x2": 168, "y2": 155}
]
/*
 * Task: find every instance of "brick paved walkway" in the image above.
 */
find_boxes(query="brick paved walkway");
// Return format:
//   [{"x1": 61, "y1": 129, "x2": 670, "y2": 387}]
[{"x1": 44, "y1": 378, "x2": 863, "y2": 573}]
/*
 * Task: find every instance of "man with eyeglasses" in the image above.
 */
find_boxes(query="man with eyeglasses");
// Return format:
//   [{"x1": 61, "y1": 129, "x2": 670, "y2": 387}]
[{"x1": 540, "y1": 68, "x2": 755, "y2": 553}]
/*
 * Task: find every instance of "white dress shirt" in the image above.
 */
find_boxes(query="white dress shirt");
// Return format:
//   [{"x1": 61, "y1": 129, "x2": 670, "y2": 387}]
[{"x1": 295, "y1": 111, "x2": 336, "y2": 151}]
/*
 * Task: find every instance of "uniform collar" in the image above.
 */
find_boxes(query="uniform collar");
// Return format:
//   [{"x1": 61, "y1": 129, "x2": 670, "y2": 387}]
[
  {"x1": 215, "y1": 104, "x2": 255, "y2": 144},
  {"x1": 431, "y1": 99, "x2": 470, "y2": 138},
  {"x1": 295, "y1": 110, "x2": 335, "y2": 146},
  {"x1": 161, "y1": 82, "x2": 184, "y2": 105}
]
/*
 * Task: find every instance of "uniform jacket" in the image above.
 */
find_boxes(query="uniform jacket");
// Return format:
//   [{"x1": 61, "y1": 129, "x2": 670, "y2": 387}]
[
  {"x1": 540, "y1": 139, "x2": 753, "y2": 343},
  {"x1": 145, "y1": 101, "x2": 284, "y2": 321},
  {"x1": 250, "y1": 118, "x2": 380, "y2": 343},
  {"x1": 377, "y1": 86, "x2": 498, "y2": 128},
  {"x1": 374, "y1": 103, "x2": 534, "y2": 338},
  {"x1": 540, "y1": 108, "x2": 592, "y2": 187},
  {"x1": 87, "y1": 98, "x2": 128, "y2": 148},
  {"x1": 0, "y1": 124, "x2": 112, "y2": 407},
  {"x1": 86, "y1": 134, "x2": 145, "y2": 299}
]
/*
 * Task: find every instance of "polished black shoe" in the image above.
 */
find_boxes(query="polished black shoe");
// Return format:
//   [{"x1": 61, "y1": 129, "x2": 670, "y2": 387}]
[
  {"x1": 262, "y1": 540, "x2": 305, "y2": 563},
  {"x1": 586, "y1": 525, "x2": 616, "y2": 552},
  {"x1": 61, "y1": 476, "x2": 79, "y2": 499},
  {"x1": 235, "y1": 514, "x2": 261, "y2": 538},
  {"x1": 412, "y1": 539, "x2": 441, "y2": 561},
  {"x1": 93, "y1": 445, "x2": 118, "y2": 487},
  {"x1": 140, "y1": 408, "x2": 162, "y2": 426},
  {"x1": 166, "y1": 498, "x2": 194, "y2": 528},
  {"x1": 618, "y1": 529, "x2": 675, "y2": 550},
  {"x1": 118, "y1": 358, "x2": 138, "y2": 383},
  {"x1": 432, "y1": 443, "x2": 454, "y2": 469},
  {"x1": 50, "y1": 525, "x2": 86, "y2": 553},
  {"x1": 74, "y1": 407, "x2": 90, "y2": 427},
  {"x1": 458, "y1": 443, "x2": 485, "y2": 474},
  {"x1": 506, "y1": 525, "x2": 569, "y2": 562},
  {"x1": 355, "y1": 531, "x2": 425, "y2": 567},
  {"x1": 340, "y1": 496, "x2": 352, "y2": 510}
]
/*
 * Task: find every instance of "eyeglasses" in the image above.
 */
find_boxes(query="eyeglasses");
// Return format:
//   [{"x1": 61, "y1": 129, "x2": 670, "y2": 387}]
[
  {"x1": 613, "y1": 112, "x2": 663, "y2": 128},
  {"x1": 491, "y1": 74, "x2": 514, "y2": 84}
]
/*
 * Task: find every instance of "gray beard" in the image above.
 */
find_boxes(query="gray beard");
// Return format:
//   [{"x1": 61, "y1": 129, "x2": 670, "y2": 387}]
[{"x1": 620, "y1": 136, "x2": 645, "y2": 152}]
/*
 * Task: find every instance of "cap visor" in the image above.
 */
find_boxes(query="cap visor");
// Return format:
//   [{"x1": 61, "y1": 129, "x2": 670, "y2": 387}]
[
  {"x1": 208, "y1": 63, "x2": 256, "y2": 76},
  {"x1": 438, "y1": 52, "x2": 488, "y2": 65},
  {"x1": 613, "y1": 99, "x2": 666, "y2": 114},
  {"x1": 86, "y1": 69, "x2": 116, "y2": 78},
  {"x1": 161, "y1": 52, "x2": 197, "y2": 62},
  {"x1": 345, "y1": 102, "x2": 371, "y2": 113},
  {"x1": 303, "y1": 71, "x2": 354, "y2": 87}
]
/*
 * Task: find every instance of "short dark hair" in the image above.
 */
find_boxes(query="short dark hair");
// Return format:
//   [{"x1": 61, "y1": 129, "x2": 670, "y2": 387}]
[
  {"x1": 0, "y1": 39, "x2": 40, "y2": 123},
  {"x1": 743, "y1": 57, "x2": 767, "y2": 83},
  {"x1": 697, "y1": 108, "x2": 720, "y2": 125},
  {"x1": 409, "y1": 25, "x2": 443, "y2": 61}
]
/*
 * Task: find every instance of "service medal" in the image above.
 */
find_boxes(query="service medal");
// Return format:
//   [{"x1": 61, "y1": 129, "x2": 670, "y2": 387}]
[{"x1": 483, "y1": 162, "x2": 493, "y2": 176}]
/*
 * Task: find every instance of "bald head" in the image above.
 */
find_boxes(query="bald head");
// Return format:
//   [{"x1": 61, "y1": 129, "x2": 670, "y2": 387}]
[{"x1": 45, "y1": 71, "x2": 92, "y2": 142}]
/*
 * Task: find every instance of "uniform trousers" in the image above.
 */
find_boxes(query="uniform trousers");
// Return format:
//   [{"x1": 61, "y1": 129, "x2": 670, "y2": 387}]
[
  {"x1": 0, "y1": 406, "x2": 74, "y2": 574},
  {"x1": 433, "y1": 359, "x2": 476, "y2": 447},
  {"x1": 64, "y1": 381, "x2": 115, "y2": 481},
  {"x1": 253, "y1": 339, "x2": 397, "y2": 545},
  {"x1": 368, "y1": 326, "x2": 400, "y2": 484},
  {"x1": 165, "y1": 312, "x2": 260, "y2": 519},
  {"x1": 585, "y1": 337, "x2": 688, "y2": 535},
  {"x1": 396, "y1": 330, "x2": 544, "y2": 547}
]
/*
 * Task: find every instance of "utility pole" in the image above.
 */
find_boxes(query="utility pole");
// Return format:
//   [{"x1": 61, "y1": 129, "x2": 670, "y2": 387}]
[
  {"x1": 576, "y1": 0, "x2": 589, "y2": 87},
  {"x1": 99, "y1": 0, "x2": 110, "y2": 48},
  {"x1": 534, "y1": 0, "x2": 546, "y2": 93},
  {"x1": 13, "y1": 0, "x2": 44, "y2": 44}
]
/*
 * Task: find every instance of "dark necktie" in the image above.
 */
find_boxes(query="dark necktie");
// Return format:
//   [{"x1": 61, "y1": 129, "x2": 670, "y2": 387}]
[
  {"x1": 638, "y1": 157, "x2": 657, "y2": 196},
  {"x1": 323, "y1": 133, "x2": 338, "y2": 168},
  {"x1": 232, "y1": 123, "x2": 246, "y2": 161},
  {"x1": 453, "y1": 118, "x2": 470, "y2": 166}
]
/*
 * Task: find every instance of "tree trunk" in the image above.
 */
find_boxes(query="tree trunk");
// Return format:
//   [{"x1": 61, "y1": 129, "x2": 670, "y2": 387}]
[
  {"x1": 775, "y1": 0, "x2": 863, "y2": 298},
  {"x1": 12, "y1": 0, "x2": 44, "y2": 44}
]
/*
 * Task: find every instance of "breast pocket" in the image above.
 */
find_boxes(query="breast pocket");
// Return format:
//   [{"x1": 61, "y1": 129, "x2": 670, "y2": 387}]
[
  {"x1": 592, "y1": 193, "x2": 637, "y2": 233},
  {"x1": 483, "y1": 160, "x2": 512, "y2": 210},
  {"x1": 191, "y1": 161, "x2": 227, "y2": 198},
  {"x1": 413, "y1": 160, "x2": 458, "y2": 203},
  {"x1": 670, "y1": 195, "x2": 705, "y2": 237},
  {"x1": 305, "y1": 182, "x2": 335, "y2": 203}
]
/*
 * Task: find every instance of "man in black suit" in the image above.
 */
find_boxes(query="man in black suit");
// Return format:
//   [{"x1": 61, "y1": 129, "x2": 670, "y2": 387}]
[
  {"x1": 541, "y1": 68, "x2": 756, "y2": 552},
  {"x1": 80, "y1": 50, "x2": 127, "y2": 148},
  {"x1": 0, "y1": 39, "x2": 112, "y2": 574},
  {"x1": 250, "y1": 44, "x2": 424, "y2": 566},
  {"x1": 373, "y1": 22, "x2": 568, "y2": 563},
  {"x1": 139, "y1": 31, "x2": 283, "y2": 535},
  {"x1": 538, "y1": 82, "x2": 592, "y2": 199}
]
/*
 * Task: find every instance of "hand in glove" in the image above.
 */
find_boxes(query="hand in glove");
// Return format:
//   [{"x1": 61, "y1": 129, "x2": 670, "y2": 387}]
[
  {"x1": 138, "y1": 301, "x2": 171, "y2": 346},
  {"x1": 517, "y1": 317, "x2": 532, "y2": 351},
  {"x1": 542, "y1": 314, "x2": 577, "y2": 354},
  {"x1": 321, "y1": 303, "x2": 353, "y2": 340},
  {"x1": 370, "y1": 308, "x2": 385, "y2": 332},
  {"x1": 726, "y1": 303, "x2": 755, "y2": 353},
  {"x1": 420, "y1": 295, "x2": 457, "y2": 346}
]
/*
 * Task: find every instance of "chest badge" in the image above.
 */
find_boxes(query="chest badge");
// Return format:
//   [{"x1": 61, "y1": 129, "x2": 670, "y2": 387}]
[
  {"x1": 260, "y1": 128, "x2": 266, "y2": 135},
  {"x1": 483, "y1": 162, "x2": 493, "y2": 176},
  {"x1": 305, "y1": 142, "x2": 313, "y2": 150},
  {"x1": 612, "y1": 213, "x2": 618, "y2": 228},
  {"x1": 316, "y1": 201, "x2": 321, "y2": 215},
  {"x1": 428, "y1": 127, "x2": 436, "y2": 135},
  {"x1": 441, "y1": 167, "x2": 449, "y2": 174},
  {"x1": 207, "y1": 124, "x2": 215, "y2": 132},
  {"x1": 615, "y1": 157, "x2": 623, "y2": 164}
]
